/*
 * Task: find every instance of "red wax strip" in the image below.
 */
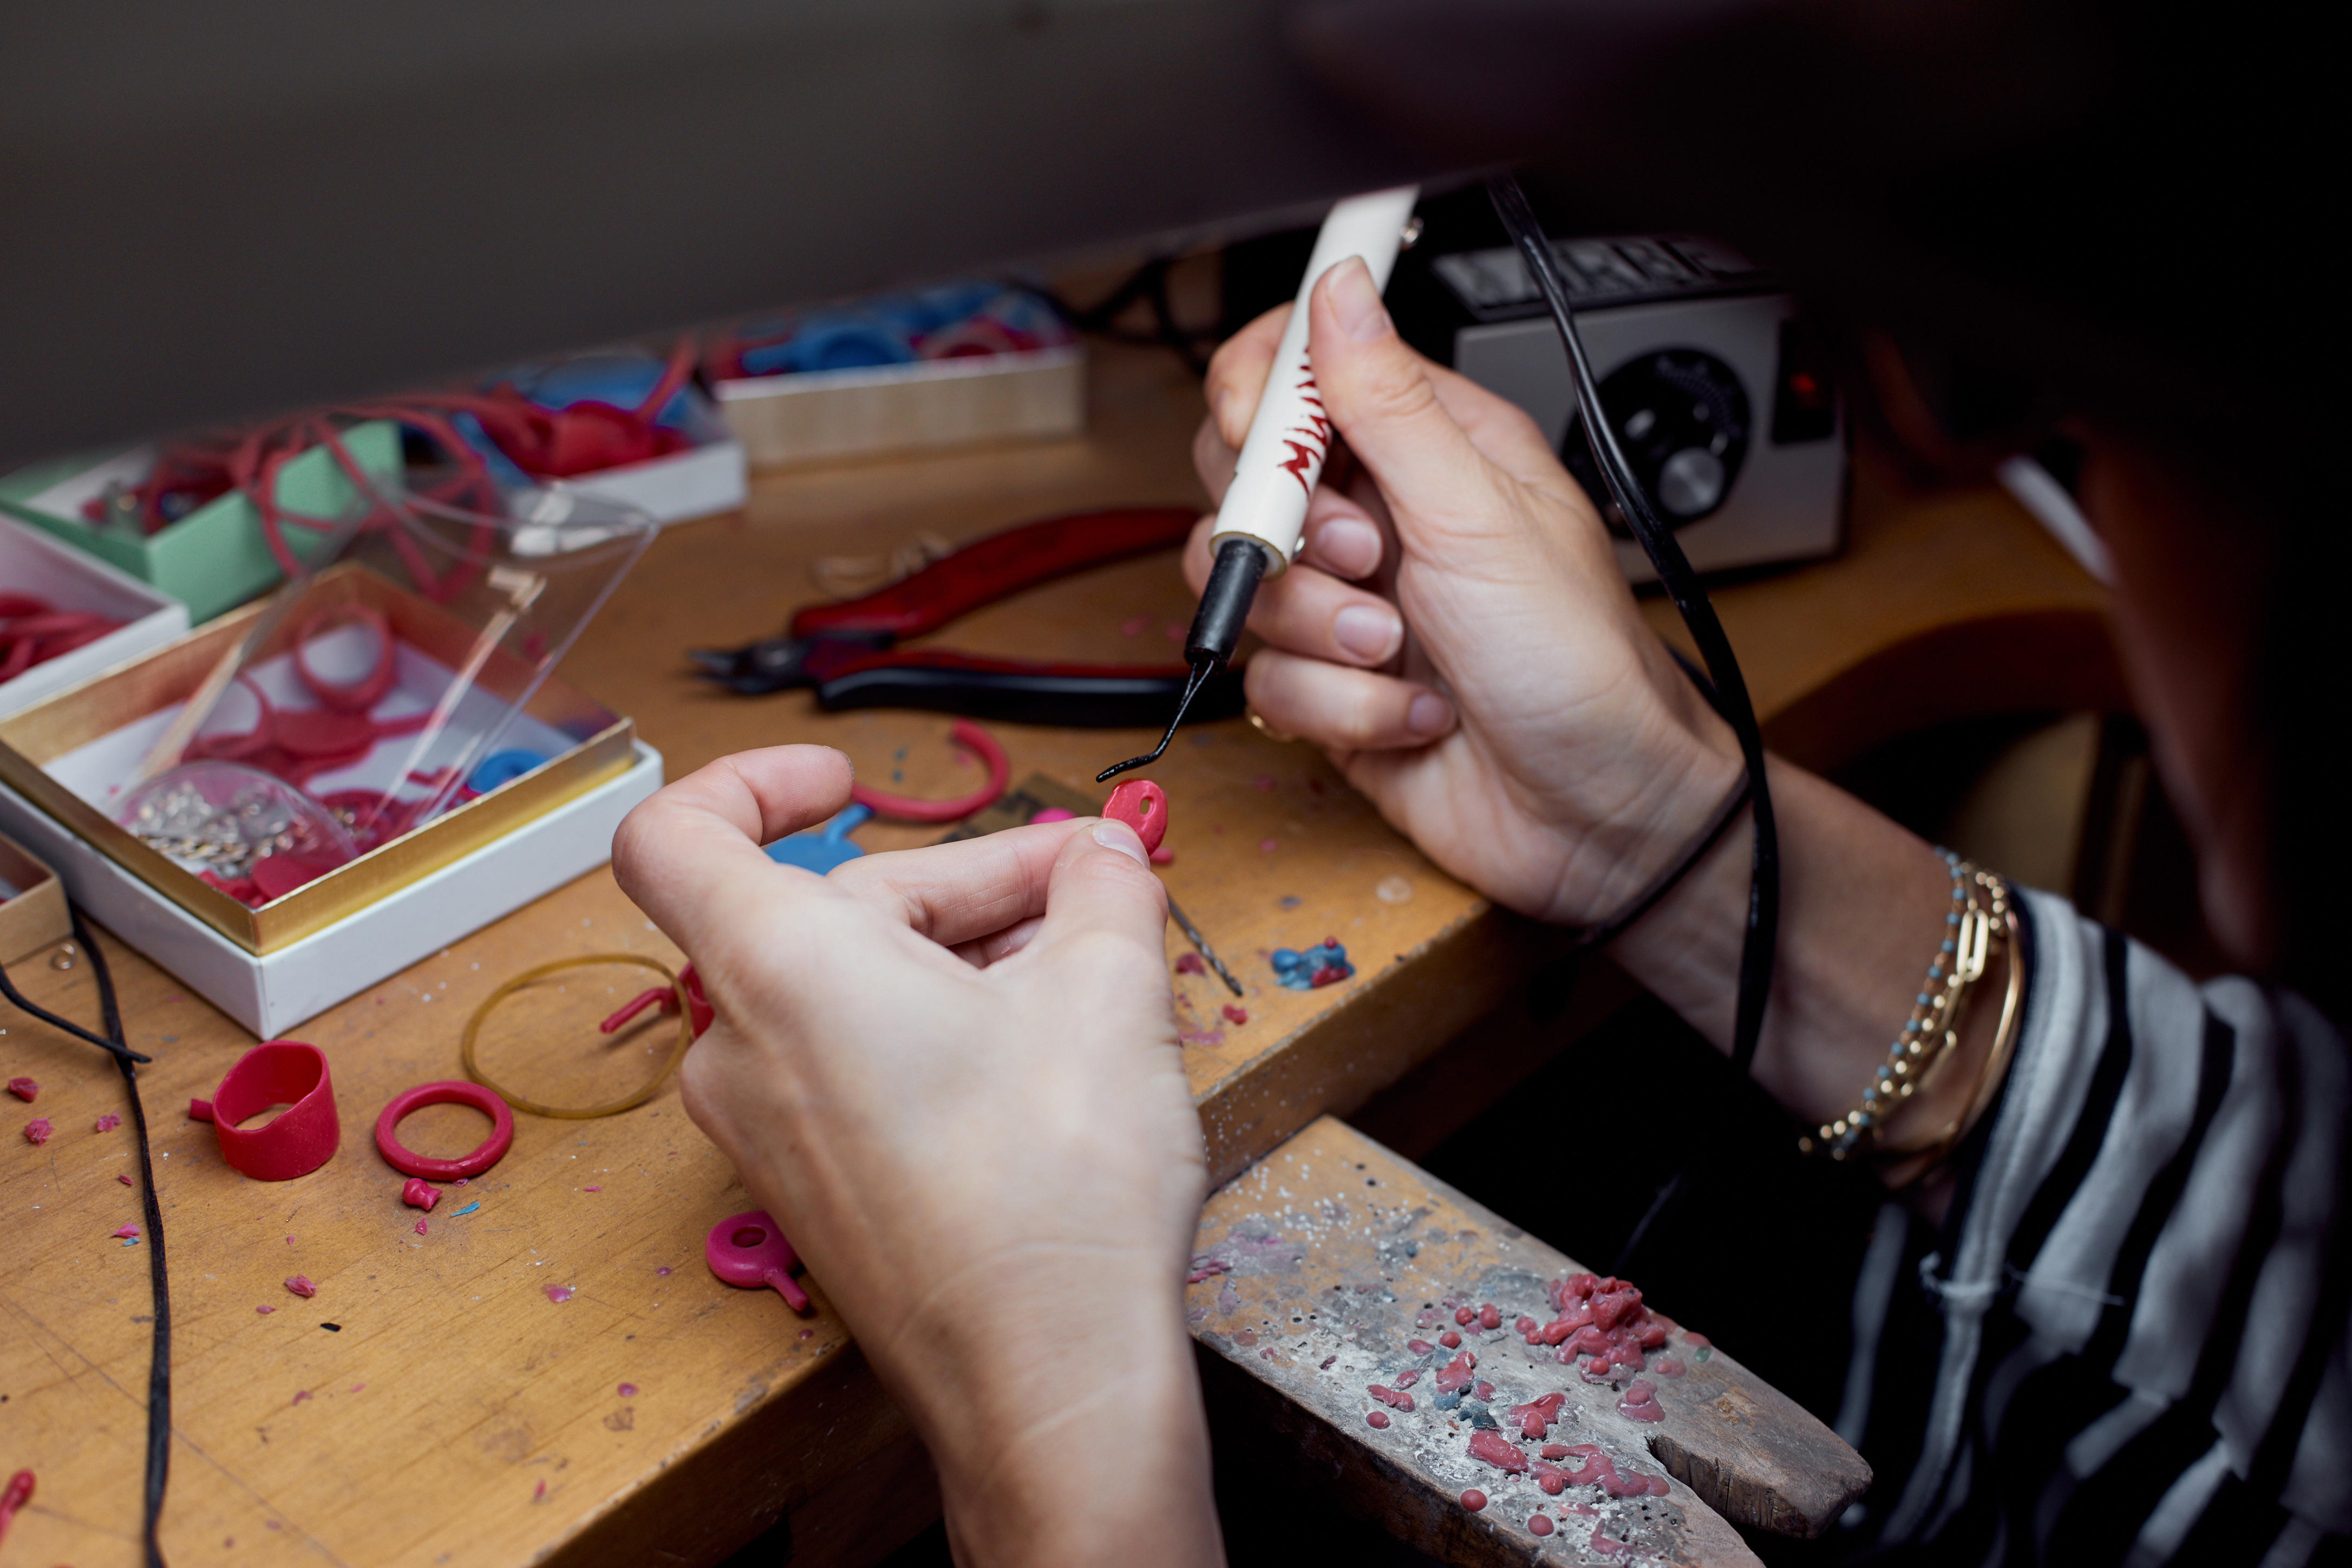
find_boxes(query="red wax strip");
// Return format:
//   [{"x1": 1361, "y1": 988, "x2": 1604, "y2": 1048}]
[
  {"x1": 599, "y1": 985, "x2": 675, "y2": 1034},
  {"x1": 5, "y1": 1077, "x2": 35, "y2": 1102},
  {"x1": 95, "y1": 1113, "x2": 121, "y2": 1132},
  {"x1": 23, "y1": 1118, "x2": 51, "y2": 1145},
  {"x1": 401, "y1": 1177, "x2": 440, "y2": 1210},
  {"x1": 285, "y1": 1275, "x2": 317, "y2": 1298},
  {"x1": 1101, "y1": 778, "x2": 1168, "y2": 855}
]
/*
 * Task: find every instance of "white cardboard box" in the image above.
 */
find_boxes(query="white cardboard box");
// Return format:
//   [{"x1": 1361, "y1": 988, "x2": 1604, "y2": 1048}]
[
  {"x1": 2, "y1": 513, "x2": 192, "y2": 718},
  {"x1": 0, "y1": 742, "x2": 664, "y2": 1037},
  {"x1": 553, "y1": 391, "x2": 747, "y2": 525}
]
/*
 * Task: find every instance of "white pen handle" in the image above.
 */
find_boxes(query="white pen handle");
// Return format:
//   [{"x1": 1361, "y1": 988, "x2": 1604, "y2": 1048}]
[{"x1": 1210, "y1": 185, "x2": 1419, "y2": 577}]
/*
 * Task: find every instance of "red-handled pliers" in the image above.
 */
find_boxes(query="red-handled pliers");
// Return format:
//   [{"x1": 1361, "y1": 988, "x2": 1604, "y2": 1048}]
[{"x1": 690, "y1": 507, "x2": 1244, "y2": 728}]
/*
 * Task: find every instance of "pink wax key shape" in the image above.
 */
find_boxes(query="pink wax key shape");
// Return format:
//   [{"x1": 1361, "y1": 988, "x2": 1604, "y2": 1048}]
[{"x1": 705, "y1": 1210, "x2": 813, "y2": 1314}]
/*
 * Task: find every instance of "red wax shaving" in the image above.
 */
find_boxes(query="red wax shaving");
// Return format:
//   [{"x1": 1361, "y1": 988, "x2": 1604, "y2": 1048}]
[
  {"x1": 1467, "y1": 1430, "x2": 1530, "y2": 1474},
  {"x1": 1185, "y1": 1258, "x2": 1231, "y2": 1283},
  {"x1": 117, "y1": 1173, "x2": 134, "y2": 1186},
  {"x1": 1439, "y1": 1330, "x2": 1461, "y2": 1349},
  {"x1": 1310, "y1": 965, "x2": 1348, "y2": 987},
  {"x1": 414, "y1": 1221, "x2": 428, "y2": 1236},
  {"x1": 2, "y1": 1468, "x2": 35, "y2": 1544},
  {"x1": 1548, "y1": 1443, "x2": 1671, "y2": 1498},
  {"x1": 533, "y1": 1480, "x2": 547, "y2": 1502},
  {"x1": 1174, "y1": 953, "x2": 1206, "y2": 976},
  {"x1": 1522, "y1": 1271, "x2": 1666, "y2": 1380},
  {"x1": 5, "y1": 1077, "x2": 36, "y2": 1102},
  {"x1": 402, "y1": 1177, "x2": 440, "y2": 1210},
  {"x1": 23, "y1": 1118, "x2": 51, "y2": 1145},
  {"x1": 1460, "y1": 1489, "x2": 1487, "y2": 1512},
  {"x1": 1434, "y1": 1350, "x2": 1477, "y2": 1394},
  {"x1": 1222, "y1": 1004, "x2": 1248, "y2": 1025},
  {"x1": 284, "y1": 1275, "x2": 317, "y2": 1298},
  {"x1": 291, "y1": 1389, "x2": 310, "y2": 1403},
  {"x1": 545, "y1": 1284, "x2": 573, "y2": 1304},
  {"x1": 1366, "y1": 1409, "x2": 1390, "y2": 1429},
  {"x1": 1507, "y1": 1391, "x2": 1566, "y2": 1440},
  {"x1": 618, "y1": 1382, "x2": 638, "y2": 1397},
  {"x1": 1617, "y1": 1378, "x2": 1665, "y2": 1423},
  {"x1": 112, "y1": 1225, "x2": 140, "y2": 1240},
  {"x1": 1367, "y1": 1384, "x2": 1415, "y2": 1412},
  {"x1": 1406, "y1": 1337, "x2": 1434, "y2": 1354},
  {"x1": 94, "y1": 1113, "x2": 121, "y2": 1132},
  {"x1": 257, "y1": 1305, "x2": 275, "y2": 1314},
  {"x1": 1529, "y1": 1514, "x2": 1554, "y2": 1537}
]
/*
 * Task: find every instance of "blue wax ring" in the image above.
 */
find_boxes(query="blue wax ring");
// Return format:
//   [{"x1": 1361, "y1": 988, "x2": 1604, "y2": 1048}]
[{"x1": 467, "y1": 748, "x2": 548, "y2": 794}]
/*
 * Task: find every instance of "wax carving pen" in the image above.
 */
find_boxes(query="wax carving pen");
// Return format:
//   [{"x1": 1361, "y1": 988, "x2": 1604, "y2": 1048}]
[{"x1": 1099, "y1": 186, "x2": 1421, "y2": 782}]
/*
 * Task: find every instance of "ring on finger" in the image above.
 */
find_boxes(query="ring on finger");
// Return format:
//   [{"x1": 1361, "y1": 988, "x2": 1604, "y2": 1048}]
[{"x1": 1247, "y1": 710, "x2": 1298, "y2": 744}]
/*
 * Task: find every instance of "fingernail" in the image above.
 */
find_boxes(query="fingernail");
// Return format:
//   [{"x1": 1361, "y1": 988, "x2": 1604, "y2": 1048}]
[
  {"x1": 1332, "y1": 603, "x2": 1402, "y2": 662},
  {"x1": 1314, "y1": 516, "x2": 1382, "y2": 577},
  {"x1": 1407, "y1": 692, "x2": 1455, "y2": 737},
  {"x1": 1092, "y1": 819, "x2": 1150, "y2": 867},
  {"x1": 1328, "y1": 257, "x2": 1391, "y2": 343}
]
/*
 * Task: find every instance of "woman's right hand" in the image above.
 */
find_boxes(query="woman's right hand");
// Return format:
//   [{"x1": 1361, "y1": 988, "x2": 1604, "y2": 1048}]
[{"x1": 1188, "y1": 257, "x2": 1743, "y2": 927}]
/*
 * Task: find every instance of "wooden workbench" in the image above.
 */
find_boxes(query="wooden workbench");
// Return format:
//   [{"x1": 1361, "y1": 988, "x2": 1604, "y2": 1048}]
[{"x1": 0, "y1": 343, "x2": 2114, "y2": 1567}]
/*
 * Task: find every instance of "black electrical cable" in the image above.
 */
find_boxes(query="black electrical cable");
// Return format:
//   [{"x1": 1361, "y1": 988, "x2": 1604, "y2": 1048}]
[
  {"x1": 1486, "y1": 175, "x2": 1780, "y2": 1075},
  {"x1": 1, "y1": 912, "x2": 172, "y2": 1567}
]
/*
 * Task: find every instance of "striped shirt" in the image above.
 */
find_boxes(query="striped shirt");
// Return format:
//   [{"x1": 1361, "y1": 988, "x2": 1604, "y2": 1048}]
[{"x1": 1838, "y1": 888, "x2": 2350, "y2": 1565}]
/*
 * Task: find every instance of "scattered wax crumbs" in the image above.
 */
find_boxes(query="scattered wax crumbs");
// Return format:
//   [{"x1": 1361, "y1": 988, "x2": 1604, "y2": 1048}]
[
  {"x1": 112, "y1": 1224, "x2": 140, "y2": 1239},
  {"x1": 1223, "y1": 1004, "x2": 1249, "y2": 1025},
  {"x1": 617, "y1": 1383, "x2": 638, "y2": 1397},
  {"x1": 94, "y1": 1113, "x2": 122, "y2": 1133},
  {"x1": 284, "y1": 1275, "x2": 317, "y2": 1298},
  {"x1": 655, "y1": 1266, "x2": 672, "y2": 1277},
  {"x1": 22, "y1": 1118, "x2": 51, "y2": 1144},
  {"x1": 532, "y1": 1480, "x2": 546, "y2": 1502},
  {"x1": 799, "y1": 1328, "x2": 814, "y2": 1340},
  {"x1": 415, "y1": 1221, "x2": 428, "y2": 1236},
  {"x1": 292, "y1": 1391, "x2": 311, "y2": 1403},
  {"x1": 350, "y1": 1383, "x2": 365, "y2": 1393},
  {"x1": 583, "y1": 1186, "x2": 599, "y2": 1192},
  {"x1": 257, "y1": 1305, "x2": 274, "y2": 1314},
  {"x1": 545, "y1": 1284, "x2": 574, "y2": 1304},
  {"x1": 6, "y1": 1077, "x2": 37, "y2": 1102},
  {"x1": 452, "y1": 1201, "x2": 481, "y2": 1217},
  {"x1": 116, "y1": 1174, "x2": 134, "y2": 1186}
]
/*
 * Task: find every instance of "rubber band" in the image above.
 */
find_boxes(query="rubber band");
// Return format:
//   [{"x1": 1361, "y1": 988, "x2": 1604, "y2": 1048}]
[
  {"x1": 294, "y1": 603, "x2": 397, "y2": 712},
  {"x1": 373, "y1": 1080, "x2": 515, "y2": 1180},
  {"x1": 849, "y1": 718, "x2": 1010, "y2": 823},
  {"x1": 461, "y1": 955, "x2": 696, "y2": 1119}
]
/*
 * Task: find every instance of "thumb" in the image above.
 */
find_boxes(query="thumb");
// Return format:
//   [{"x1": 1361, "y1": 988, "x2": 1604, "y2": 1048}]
[
  {"x1": 1022, "y1": 819, "x2": 1170, "y2": 974},
  {"x1": 1308, "y1": 257, "x2": 1508, "y2": 542}
]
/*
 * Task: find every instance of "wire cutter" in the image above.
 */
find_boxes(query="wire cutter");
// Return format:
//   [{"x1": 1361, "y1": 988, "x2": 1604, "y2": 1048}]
[{"x1": 689, "y1": 507, "x2": 1247, "y2": 727}]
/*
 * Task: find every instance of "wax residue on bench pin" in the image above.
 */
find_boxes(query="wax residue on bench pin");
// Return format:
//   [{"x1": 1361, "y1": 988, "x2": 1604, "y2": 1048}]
[
  {"x1": 1528, "y1": 1513, "x2": 1554, "y2": 1537},
  {"x1": 1507, "y1": 1391, "x2": 1565, "y2": 1440},
  {"x1": 1271, "y1": 938, "x2": 1354, "y2": 991},
  {"x1": 1459, "y1": 1489, "x2": 1487, "y2": 1512},
  {"x1": 1467, "y1": 1430, "x2": 1528, "y2": 1474},
  {"x1": 1518, "y1": 1270, "x2": 1668, "y2": 1381},
  {"x1": 1617, "y1": 1379, "x2": 1664, "y2": 1422},
  {"x1": 1365, "y1": 1409, "x2": 1390, "y2": 1429}
]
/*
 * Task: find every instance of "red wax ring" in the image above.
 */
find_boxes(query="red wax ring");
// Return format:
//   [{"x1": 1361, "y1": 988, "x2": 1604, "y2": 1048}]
[
  {"x1": 850, "y1": 718, "x2": 1009, "y2": 824},
  {"x1": 295, "y1": 604, "x2": 397, "y2": 714},
  {"x1": 1102, "y1": 779, "x2": 1168, "y2": 855},
  {"x1": 704, "y1": 1209, "x2": 812, "y2": 1314},
  {"x1": 187, "y1": 674, "x2": 276, "y2": 761},
  {"x1": 204, "y1": 1042, "x2": 341, "y2": 1181},
  {"x1": 374, "y1": 1080, "x2": 514, "y2": 1180}
]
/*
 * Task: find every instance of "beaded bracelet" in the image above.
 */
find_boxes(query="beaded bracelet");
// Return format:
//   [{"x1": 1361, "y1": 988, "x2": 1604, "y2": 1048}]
[{"x1": 1800, "y1": 852, "x2": 2011, "y2": 1160}]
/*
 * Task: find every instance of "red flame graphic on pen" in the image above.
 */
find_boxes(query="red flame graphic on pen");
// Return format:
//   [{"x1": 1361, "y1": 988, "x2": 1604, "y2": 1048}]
[{"x1": 1274, "y1": 364, "x2": 1329, "y2": 496}]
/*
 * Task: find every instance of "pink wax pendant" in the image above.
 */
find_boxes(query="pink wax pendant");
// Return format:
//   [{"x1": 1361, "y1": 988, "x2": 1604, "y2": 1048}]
[
  {"x1": 704, "y1": 1210, "x2": 812, "y2": 1314},
  {"x1": 1102, "y1": 778, "x2": 1168, "y2": 856}
]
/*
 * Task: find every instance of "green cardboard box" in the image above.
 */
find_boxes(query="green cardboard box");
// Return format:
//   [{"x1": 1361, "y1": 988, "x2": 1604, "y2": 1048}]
[{"x1": 0, "y1": 421, "x2": 402, "y2": 623}]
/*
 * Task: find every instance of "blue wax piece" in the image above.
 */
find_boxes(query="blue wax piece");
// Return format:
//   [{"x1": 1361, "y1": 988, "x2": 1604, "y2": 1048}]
[
  {"x1": 740, "y1": 315, "x2": 914, "y2": 376},
  {"x1": 439, "y1": 411, "x2": 534, "y2": 487},
  {"x1": 763, "y1": 803, "x2": 873, "y2": 873},
  {"x1": 1272, "y1": 939, "x2": 1355, "y2": 992},
  {"x1": 467, "y1": 748, "x2": 548, "y2": 794}
]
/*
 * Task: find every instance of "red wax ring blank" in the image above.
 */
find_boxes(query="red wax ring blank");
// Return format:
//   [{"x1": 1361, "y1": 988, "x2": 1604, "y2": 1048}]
[
  {"x1": 205, "y1": 1042, "x2": 341, "y2": 1181},
  {"x1": 1102, "y1": 779, "x2": 1168, "y2": 855},
  {"x1": 295, "y1": 604, "x2": 397, "y2": 713},
  {"x1": 705, "y1": 1208, "x2": 812, "y2": 1314},
  {"x1": 850, "y1": 719, "x2": 1009, "y2": 824},
  {"x1": 374, "y1": 1081, "x2": 514, "y2": 1180}
]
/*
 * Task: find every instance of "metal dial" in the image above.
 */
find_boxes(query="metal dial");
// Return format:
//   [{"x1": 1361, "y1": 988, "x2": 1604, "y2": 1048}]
[{"x1": 1562, "y1": 348, "x2": 1751, "y2": 532}]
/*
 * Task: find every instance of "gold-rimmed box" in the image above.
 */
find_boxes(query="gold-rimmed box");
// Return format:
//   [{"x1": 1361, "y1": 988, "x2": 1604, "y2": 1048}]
[{"x1": 0, "y1": 564, "x2": 637, "y2": 955}]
